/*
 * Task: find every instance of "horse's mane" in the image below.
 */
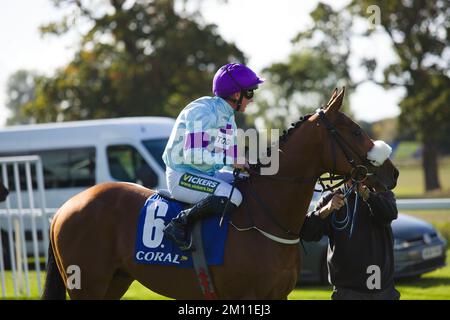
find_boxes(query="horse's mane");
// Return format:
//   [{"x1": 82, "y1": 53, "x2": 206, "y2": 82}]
[
  {"x1": 279, "y1": 114, "x2": 312, "y2": 143},
  {"x1": 250, "y1": 114, "x2": 312, "y2": 172}
]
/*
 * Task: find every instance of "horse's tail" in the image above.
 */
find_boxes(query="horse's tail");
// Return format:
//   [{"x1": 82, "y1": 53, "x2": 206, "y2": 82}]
[{"x1": 42, "y1": 240, "x2": 66, "y2": 300}]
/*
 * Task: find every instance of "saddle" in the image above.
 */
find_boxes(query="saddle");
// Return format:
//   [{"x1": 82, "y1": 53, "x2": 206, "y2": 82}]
[
  {"x1": 155, "y1": 189, "x2": 177, "y2": 201},
  {"x1": 147, "y1": 189, "x2": 219, "y2": 299},
  {"x1": 156, "y1": 189, "x2": 190, "y2": 209}
]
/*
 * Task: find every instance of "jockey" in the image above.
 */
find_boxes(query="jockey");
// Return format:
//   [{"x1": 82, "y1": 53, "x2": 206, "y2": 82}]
[{"x1": 162, "y1": 63, "x2": 264, "y2": 251}]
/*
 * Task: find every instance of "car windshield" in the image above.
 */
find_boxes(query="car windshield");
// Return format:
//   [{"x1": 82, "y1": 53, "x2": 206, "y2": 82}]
[{"x1": 141, "y1": 138, "x2": 168, "y2": 170}]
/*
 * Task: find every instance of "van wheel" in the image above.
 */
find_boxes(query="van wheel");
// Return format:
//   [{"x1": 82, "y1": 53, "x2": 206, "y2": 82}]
[{"x1": 1, "y1": 230, "x2": 12, "y2": 270}]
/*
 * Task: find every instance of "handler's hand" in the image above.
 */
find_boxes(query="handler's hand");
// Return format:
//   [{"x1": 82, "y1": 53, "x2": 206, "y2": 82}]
[
  {"x1": 357, "y1": 184, "x2": 371, "y2": 201},
  {"x1": 318, "y1": 193, "x2": 345, "y2": 219}
]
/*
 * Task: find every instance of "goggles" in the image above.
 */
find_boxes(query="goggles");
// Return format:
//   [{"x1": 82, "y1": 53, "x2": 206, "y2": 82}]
[{"x1": 243, "y1": 89, "x2": 255, "y2": 100}]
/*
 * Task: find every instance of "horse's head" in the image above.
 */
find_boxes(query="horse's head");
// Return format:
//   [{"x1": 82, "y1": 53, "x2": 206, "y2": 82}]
[
  {"x1": 0, "y1": 179, "x2": 9, "y2": 202},
  {"x1": 310, "y1": 88, "x2": 399, "y2": 192}
]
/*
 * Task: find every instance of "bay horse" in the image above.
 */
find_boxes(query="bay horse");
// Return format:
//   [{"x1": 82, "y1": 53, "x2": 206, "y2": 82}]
[{"x1": 42, "y1": 88, "x2": 399, "y2": 299}]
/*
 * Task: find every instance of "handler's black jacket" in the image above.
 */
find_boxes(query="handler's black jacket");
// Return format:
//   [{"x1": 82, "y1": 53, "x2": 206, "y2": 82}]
[{"x1": 300, "y1": 189, "x2": 398, "y2": 293}]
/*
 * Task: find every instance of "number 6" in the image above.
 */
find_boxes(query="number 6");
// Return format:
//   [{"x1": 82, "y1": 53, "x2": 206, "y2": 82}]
[{"x1": 142, "y1": 201, "x2": 169, "y2": 248}]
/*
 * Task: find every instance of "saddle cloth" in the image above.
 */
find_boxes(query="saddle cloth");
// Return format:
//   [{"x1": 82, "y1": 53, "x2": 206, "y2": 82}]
[{"x1": 134, "y1": 193, "x2": 230, "y2": 268}]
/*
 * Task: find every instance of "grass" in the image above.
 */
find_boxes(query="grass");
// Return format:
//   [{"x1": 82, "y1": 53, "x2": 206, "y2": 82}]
[
  {"x1": 291, "y1": 251, "x2": 450, "y2": 300},
  {"x1": 393, "y1": 159, "x2": 450, "y2": 198},
  {"x1": 393, "y1": 141, "x2": 420, "y2": 161},
  {"x1": 1, "y1": 270, "x2": 46, "y2": 299},
  {"x1": 2, "y1": 249, "x2": 449, "y2": 300}
]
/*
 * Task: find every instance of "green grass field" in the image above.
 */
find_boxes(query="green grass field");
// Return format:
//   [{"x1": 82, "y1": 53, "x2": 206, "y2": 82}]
[
  {"x1": 393, "y1": 162, "x2": 450, "y2": 198},
  {"x1": 291, "y1": 250, "x2": 450, "y2": 300},
  {"x1": 2, "y1": 248, "x2": 449, "y2": 300}
]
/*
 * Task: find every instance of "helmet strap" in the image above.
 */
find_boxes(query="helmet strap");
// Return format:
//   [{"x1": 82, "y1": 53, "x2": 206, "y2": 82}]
[
  {"x1": 236, "y1": 92, "x2": 244, "y2": 112},
  {"x1": 226, "y1": 91, "x2": 244, "y2": 112}
]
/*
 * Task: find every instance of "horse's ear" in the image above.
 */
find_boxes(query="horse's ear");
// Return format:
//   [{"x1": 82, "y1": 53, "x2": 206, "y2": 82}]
[
  {"x1": 326, "y1": 88, "x2": 338, "y2": 107},
  {"x1": 325, "y1": 87, "x2": 345, "y2": 113}
]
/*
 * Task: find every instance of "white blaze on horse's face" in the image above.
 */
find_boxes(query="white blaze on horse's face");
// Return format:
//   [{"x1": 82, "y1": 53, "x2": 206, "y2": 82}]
[{"x1": 366, "y1": 140, "x2": 392, "y2": 167}]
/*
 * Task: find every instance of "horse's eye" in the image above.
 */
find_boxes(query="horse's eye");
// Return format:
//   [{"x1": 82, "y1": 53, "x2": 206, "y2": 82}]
[{"x1": 353, "y1": 130, "x2": 362, "y2": 136}]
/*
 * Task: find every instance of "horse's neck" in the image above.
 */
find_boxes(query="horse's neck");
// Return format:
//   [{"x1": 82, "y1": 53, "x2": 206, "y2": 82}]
[{"x1": 245, "y1": 128, "x2": 321, "y2": 236}]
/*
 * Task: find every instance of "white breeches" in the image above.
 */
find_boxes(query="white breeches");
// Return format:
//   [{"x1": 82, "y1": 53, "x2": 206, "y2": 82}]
[{"x1": 166, "y1": 167, "x2": 243, "y2": 206}]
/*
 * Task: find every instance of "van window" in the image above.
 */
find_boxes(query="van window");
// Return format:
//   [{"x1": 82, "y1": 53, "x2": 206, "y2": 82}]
[
  {"x1": 141, "y1": 138, "x2": 167, "y2": 170},
  {"x1": 0, "y1": 147, "x2": 96, "y2": 190},
  {"x1": 107, "y1": 145, "x2": 158, "y2": 188}
]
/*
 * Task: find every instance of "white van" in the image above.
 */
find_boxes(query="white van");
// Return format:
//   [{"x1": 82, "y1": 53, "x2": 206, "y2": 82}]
[
  {"x1": 0, "y1": 117, "x2": 175, "y2": 208},
  {"x1": 0, "y1": 117, "x2": 174, "y2": 265}
]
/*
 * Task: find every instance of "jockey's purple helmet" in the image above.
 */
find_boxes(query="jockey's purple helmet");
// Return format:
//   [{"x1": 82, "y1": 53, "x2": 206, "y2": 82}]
[{"x1": 212, "y1": 63, "x2": 265, "y2": 98}]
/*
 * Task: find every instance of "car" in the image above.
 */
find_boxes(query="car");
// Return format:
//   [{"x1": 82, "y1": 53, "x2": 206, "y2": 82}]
[
  {"x1": 392, "y1": 214, "x2": 447, "y2": 278},
  {"x1": 298, "y1": 212, "x2": 448, "y2": 284}
]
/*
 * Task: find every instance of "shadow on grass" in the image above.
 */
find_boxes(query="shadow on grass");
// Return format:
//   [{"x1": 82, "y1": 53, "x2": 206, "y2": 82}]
[{"x1": 295, "y1": 283, "x2": 332, "y2": 290}]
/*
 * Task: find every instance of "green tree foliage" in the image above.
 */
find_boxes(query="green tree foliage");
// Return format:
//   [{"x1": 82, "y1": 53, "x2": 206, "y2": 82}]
[
  {"x1": 349, "y1": 0, "x2": 449, "y2": 191},
  {"x1": 5, "y1": 70, "x2": 38, "y2": 125},
  {"x1": 13, "y1": 0, "x2": 244, "y2": 123},
  {"x1": 251, "y1": 3, "x2": 354, "y2": 129}
]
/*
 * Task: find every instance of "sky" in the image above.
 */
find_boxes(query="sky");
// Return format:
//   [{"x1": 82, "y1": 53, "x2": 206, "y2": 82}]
[{"x1": 0, "y1": 0, "x2": 404, "y2": 127}]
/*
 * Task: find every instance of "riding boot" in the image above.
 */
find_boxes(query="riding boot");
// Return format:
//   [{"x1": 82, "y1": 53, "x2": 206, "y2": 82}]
[{"x1": 163, "y1": 195, "x2": 237, "y2": 251}]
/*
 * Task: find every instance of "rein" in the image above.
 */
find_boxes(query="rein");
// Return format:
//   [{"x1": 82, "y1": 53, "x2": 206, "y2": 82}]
[
  {"x1": 330, "y1": 174, "x2": 369, "y2": 238},
  {"x1": 227, "y1": 172, "x2": 301, "y2": 245}
]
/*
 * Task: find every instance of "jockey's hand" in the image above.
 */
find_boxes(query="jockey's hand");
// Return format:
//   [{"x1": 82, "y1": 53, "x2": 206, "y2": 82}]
[
  {"x1": 233, "y1": 160, "x2": 249, "y2": 171},
  {"x1": 318, "y1": 193, "x2": 345, "y2": 219}
]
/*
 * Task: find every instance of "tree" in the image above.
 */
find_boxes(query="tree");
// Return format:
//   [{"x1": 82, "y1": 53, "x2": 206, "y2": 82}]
[
  {"x1": 13, "y1": 0, "x2": 244, "y2": 123},
  {"x1": 348, "y1": 0, "x2": 450, "y2": 191},
  {"x1": 5, "y1": 70, "x2": 38, "y2": 125},
  {"x1": 251, "y1": 3, "x2": 354, "y2": 129}
]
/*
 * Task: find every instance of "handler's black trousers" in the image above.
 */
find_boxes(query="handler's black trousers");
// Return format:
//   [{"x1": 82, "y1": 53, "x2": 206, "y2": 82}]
[{"x1": 331, "y1": 284, "x2": 400, "y2": 300}]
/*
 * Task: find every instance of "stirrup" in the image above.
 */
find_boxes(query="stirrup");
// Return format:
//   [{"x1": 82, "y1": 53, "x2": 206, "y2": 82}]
[
  {"x1": 163, "y1": 220, "x2": 196, "y2": 251},
  {"x1": 179, "y1": 233, "x2": 196, "y2": 252}
]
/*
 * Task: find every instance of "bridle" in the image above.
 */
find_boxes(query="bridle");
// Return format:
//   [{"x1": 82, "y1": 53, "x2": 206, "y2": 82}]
[
  {"x1": 247, "y1": 109, "x2": 375, "y2": 189},
  {"x1": 316, "y1": 110, "x2": 374, "y2": 191},
  {"x1": 234, "y1": 109, "x2": 383, "y2": 242}
]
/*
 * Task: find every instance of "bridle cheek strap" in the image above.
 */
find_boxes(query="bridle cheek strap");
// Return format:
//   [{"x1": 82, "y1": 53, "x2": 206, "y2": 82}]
[{"x1": 225, "y1": 93, "x2": 244, "y2": 112}]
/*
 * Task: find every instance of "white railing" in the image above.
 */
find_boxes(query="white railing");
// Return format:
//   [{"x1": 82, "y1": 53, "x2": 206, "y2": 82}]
[
  {"x1": 307, "y1": 198, "x2": 450, "y2": 211},
  {"x1": 0, "y1": 156, "x2": 49, "y2": 298},
  {"x1": 396, "y1": 198, "x2": 450, "y2": 210}
]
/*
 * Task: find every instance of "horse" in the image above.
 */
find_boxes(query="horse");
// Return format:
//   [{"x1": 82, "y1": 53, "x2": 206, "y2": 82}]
[{"x1": 42, "y1": 88, "x2": 399, "y2": 300}]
